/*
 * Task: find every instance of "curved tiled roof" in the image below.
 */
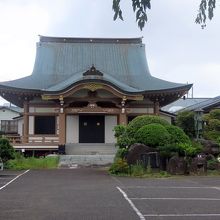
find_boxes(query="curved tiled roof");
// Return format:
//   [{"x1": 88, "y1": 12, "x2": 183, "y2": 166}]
[{"x1": 0, "y1": 36, "x2": 191, "y2": 94}]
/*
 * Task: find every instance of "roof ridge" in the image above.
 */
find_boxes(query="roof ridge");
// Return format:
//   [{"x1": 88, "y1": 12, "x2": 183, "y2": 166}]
[{"x1": 39, "y1": 35, "x2": 143, "y2": 44}]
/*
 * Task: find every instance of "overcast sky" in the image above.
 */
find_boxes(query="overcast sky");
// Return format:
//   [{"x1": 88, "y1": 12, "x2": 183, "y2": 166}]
[{"x1": 0, "y1": 0, "x2": 219, "y2": 104}]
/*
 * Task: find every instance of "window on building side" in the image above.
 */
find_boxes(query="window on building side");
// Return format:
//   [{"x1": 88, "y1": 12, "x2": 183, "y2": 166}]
[
  {"x1": 34, "y1": 116, "x2": 56, "y2": 135},
  {"x1": 1, "y1": 120, "x2": 18, "y2": 134}
]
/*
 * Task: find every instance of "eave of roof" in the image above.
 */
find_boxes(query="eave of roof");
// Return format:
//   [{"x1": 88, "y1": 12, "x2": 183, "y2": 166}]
[
  {"x1": 160, "y1": 109, "x2": 176, "y2": 117},
  {"x1": 0, "y1": 106, "x2": 22, "y2": 114},
  {"x1": 0, "y1": 78, "x2": 192, "y2": 97}
]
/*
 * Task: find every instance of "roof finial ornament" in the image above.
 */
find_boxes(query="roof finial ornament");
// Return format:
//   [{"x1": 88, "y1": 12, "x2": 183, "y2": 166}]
[
  {"x1": 91, "y1": 64, "x2": 96, "y2": 72},
  {"x1": 83, "y1": 65, "x2": 103, "y2": 77}
]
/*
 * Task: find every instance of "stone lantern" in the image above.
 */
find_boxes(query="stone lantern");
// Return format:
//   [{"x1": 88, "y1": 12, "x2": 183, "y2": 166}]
[{"x1": 194, "y1": 108, "x2": 204, "y2": 139}]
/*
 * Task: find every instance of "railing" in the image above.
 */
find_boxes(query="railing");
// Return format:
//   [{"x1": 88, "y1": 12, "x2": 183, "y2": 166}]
[
  {"x1": 4, "y1": 134, "x2": 22, "y2": 144},
  {"x1": 5, "y1": 134, "x2": 59, "y2": 145},
  {"x1": 28, "y1": 135, "x2": 59, "y2": 144}
]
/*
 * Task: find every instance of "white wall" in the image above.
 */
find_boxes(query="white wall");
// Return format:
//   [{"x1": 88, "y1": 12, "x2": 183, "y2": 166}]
[
  {"x1": 105, "y1": 116, "x2": 117, "y2": 143},
  {"x1": 29, "y1": 107, "x2": 58, "y2": 113},
  {"x1": 66, "y1": 115, "x2": 79, "y2": 143},
  {"x1": 17, "y1": 118, "x2": 23, "y2": 136},
  {"x1": 160, "y1": 113, "x2": 172, "y2": 124},
  {"x1": 29, "y1": 116, "x2": 34, "y2": 135},
  {"x1": 0, "y1": 109, "x2": 20, "y2": 125},
  {"x1": 56, "y1": 116, "x2": 59, "y2": 135},
  {"x1": 128, "y1": 108, "x2": 154, "y2": 114}
]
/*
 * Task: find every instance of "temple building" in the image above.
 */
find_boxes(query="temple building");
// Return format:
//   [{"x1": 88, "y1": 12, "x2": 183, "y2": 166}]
[{"x1": 0, "y1": 36, "x2": 192, "y2": 154}]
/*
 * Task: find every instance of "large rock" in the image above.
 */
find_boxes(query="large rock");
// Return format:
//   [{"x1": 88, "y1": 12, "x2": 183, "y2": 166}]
[
  {"x1": 126, "y1": 143, "x2": 158, "y2": 167},
  {"x1": 167, "y1": 156, "x2": 187, "y2": 175},
  {"x1": 198, "y1": 139, "x2": 220, "y2": 155},
  {"x1": 189, "y1": 156, "x2": 207, "y2": 174}
]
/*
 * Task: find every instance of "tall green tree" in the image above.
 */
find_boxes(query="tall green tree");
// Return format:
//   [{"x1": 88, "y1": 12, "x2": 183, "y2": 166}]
[
  {"x1": 112, "y1": 0, "x2": 216, "y2": 30},
  {"x1": 176, "y1": 111, "x2": 196, "y2": 138},
  {"x1": 203, "y1": 109, "x2": 220, "y2": 142}
]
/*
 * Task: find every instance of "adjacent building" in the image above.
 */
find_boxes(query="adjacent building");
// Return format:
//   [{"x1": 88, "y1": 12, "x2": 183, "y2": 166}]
[{"x1": 0, "y1": 105, "x2": 22, "y2": 134}]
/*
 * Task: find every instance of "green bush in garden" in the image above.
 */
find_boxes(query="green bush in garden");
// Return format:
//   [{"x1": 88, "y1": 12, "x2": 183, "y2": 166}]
[
  {"x1": 208, "y1": 119, "x2": 220, "y2": 131},
  {"x1": 113, "y1": 115, "x2": 192, "y2": 159},
  {"x1": 203, "y1": 109, "x2": 220, "y2": 142},
  {"x1": 158, "y1": 145, "x2": 180, "y2": 157},
  {"x1": 207, "y1": 158, "x2": 219, "y2": 170},
  {"x1": 177, "y1": 142, "x2": 202, "y2": 157},
  {"x1": 0, "y1": 137, "x2": 15, "y2": 162},
  {"x1": 115, "y1": 147, "x2": 129, "y2": 160},
  {"x1": 130, "y1": 164, "x2": 145, "y2": 176},
  {"x1": 113, "y1": 125, "x2": 127, "y2": 138},
  {"x1": 113, "y1": 125, "x2": 135, "y2": 148},
  {"x1": 111, "y1": 114, "x2": 202, "y2": 175},
  {"x1": 203, "y1": 130, "x2": 220, "y2": 141},
  {"x1": 127, "y1": 115, "x2": 169, "y2": 138},
  {"x1": 116, "y1": 134, "x2": 135, "y2": 148},
  {"x1": 165, "y1": 125, "x2": 191, "y2": 145},
  {"x1": 209, "y1": 109, "x2": 220, "y2": 121},
  {"x1": 135, "y1": 123, "x2": 170, "y2": 147},
  {"x1": 176, "y1": 111, "x2": 195, "y2": 138},
  {"x1": 109, "y1": 158, "x2": 129, "y2": 174}
]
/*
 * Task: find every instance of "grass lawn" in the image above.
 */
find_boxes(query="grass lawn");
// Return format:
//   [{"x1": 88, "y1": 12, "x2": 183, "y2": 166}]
[{"x1": 5, "y1": 155, "x2": 59, "y2": 170}]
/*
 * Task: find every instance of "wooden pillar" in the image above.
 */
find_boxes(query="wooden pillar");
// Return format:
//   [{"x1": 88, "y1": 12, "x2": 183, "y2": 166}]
[
  {"x1": 119, "y1": 113, "x2": 127, "y2": 125},
  {"x1": 59, "y1": 111, "x2": 66, "y2": 145},
  {"x1": 154, "y1": 101, "x2": 160, "y2": 115},
  {"x1": 23, "y1": 100, "x2": 29, "y2": 143},
  {"x1": 119, "y1": 96, "x2": 127, "y2": 125}
]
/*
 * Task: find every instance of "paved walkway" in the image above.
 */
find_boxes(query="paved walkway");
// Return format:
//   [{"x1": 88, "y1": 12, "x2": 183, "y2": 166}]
[{"x1": 1, "y1": 168, "x2": 220, "y2": 220}]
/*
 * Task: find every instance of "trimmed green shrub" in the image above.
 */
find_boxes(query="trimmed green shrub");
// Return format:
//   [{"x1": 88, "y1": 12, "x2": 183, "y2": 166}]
[
  {"x1": 113, "y1": 125, "x2": 127, "y2": 138},
  {"x1": 135, "y1": 123, "x2": 170, "y2": 147},
  {"x1": 176, "y1": 111, "x2": 195, "y2": 138},
  {"x1": 158, "y1": 145, "x2": 180, "y2": 157},
  {"x1": 165, "y1": 125, "x2": 191, "y2": 145},
  {"x1": 0, "y1": 137, "x2": 15, "y2": 162},
  {"x1": 127, "y1": 115, "x2": 169, "y2": 138}
]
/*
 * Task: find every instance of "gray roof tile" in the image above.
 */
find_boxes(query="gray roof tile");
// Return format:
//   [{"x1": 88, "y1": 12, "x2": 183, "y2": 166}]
[{"x1": 0, "y1": 36, "x2": 190, "y2": 93}]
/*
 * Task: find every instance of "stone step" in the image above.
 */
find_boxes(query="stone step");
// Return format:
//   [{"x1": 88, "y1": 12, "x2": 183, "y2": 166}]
[
  {"x1": 59, "y1": 155, "x2": 115, "y2": 167},
  {"x1": 65, "y1": 143, "x2": 117, "y2": 155}
]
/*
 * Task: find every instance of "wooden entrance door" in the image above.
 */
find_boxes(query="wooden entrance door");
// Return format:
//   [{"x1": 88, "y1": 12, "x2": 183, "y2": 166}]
[{"x1": 79, "y1": 115, "x2": 105, "y2": 143}]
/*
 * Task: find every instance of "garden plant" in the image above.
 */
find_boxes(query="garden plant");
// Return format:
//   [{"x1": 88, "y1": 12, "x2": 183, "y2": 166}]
[{"x1": 110, "y1": 115, "x2": 209, "y2": 176}]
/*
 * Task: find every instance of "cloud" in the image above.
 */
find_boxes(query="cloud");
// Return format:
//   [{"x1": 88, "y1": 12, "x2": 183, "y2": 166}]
[
  {"x1": 0, "y1": 0, "x2": 219, "y2": 102},
  {"x1": 0, "y1": 1, "x2": 50, "y2": 80}
]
